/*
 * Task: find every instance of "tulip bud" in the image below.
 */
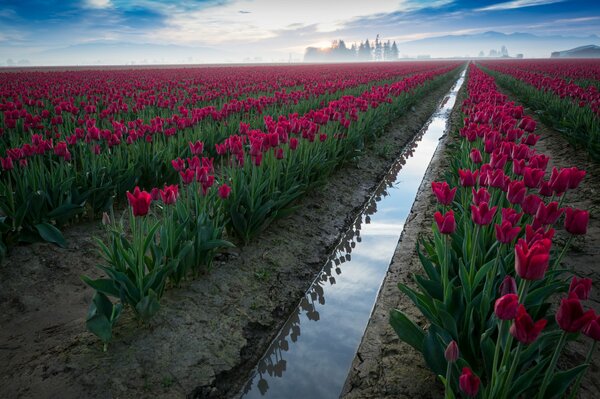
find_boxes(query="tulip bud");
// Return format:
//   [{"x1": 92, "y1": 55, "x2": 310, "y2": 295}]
[
  {"x1": 556, "y1": 295, "x2": 595, "y2": 333},
  {"x1": 564, "y1": 208, "x2": 589, "y2": 235},
  {"x1": 434, "y1": 210, "x2": 456, "y2": 235},
  {"x1": 499, "y1": 276, "x2": 517, "y2": 296},
  {"x1": 444, "y1": 340, "x2": 459, "y2": 363},
  {"x1": 569, "y1": 277, "x2": 592, "y2": 301},
  {"x1": 101, "y1": 212, "x2": 111, "y2": 226},
  {"x1": 459, "y1": 367, "x2": 480, "y2": 397}
]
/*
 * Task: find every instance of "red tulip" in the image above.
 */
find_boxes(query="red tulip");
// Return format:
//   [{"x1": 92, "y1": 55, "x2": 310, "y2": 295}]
[
  {"x1": 524, "y1": 224, "x2": 555, "y2": 245},
  {"x1": 507, "y1": 180, "x2": 526, "y2": 205},
  {"x1": 522, "y1": 167, "x2": 545, "y2": 189},
  {"x1": 569, "y1": 276, "x2": 592, "y2": 301},
  {"x1": 521, "y1": 194, "x2": 543, "y2": 216},
  {"x1": 556, "y1": 294, "x2": 595, "y2": 333},
  {"x1": 431, "y1": 181, "x2": 456, "y2": 205},
  {"x1": 444, "y1": 340, "x2": 459, "y2": 363},
  {"x1": 534, "y1": 201, "x2": 564, "y2": 226},
  {"x1": 471, "y1": 202, "x2": 497, "y2": 226},
  {"x1": 564, "y1": 208, "x2": 589, "y2": 235},
  {"x1": 470, "y1": 148, "x2": 482, "y2": 164},
  {"x1": 0, "y1": 157, "x2": 14, "y2": 171},
  {"x1": 289, "y1": 137, "x2": 299, "y2": 150},
  {"x1": 510, "y1": 304, "x2": 547, "y2": 344},
  {"x1": 189, "y1": 140, "x2": 204, "y2": 155},
  {"x1": 499, "y1": 275, "x2": 517, "y2": 296},
  {"x1": 549, "y1": 167, "x2": 570, "y2": 196},
  {"x1": 472, "y1": 187, "x2": 491, "y2": 206},
  {"x1": 180, "y1": 168, "x2": 195, "y2": 185},
  {"x1": 160, "y1": 184, "x2": 179, "y2": 205},
  {"x1": 538, "y1": 181, "x2": 553, "y2": 197},
  {"x1": 583, "y1": 313, "x2": 600, "y2": 341},
  {"x1": 126, "y1": 186, "x2": 152, "y2": 217},
  {"x1": 434, "y1": 210, "x2": 456, "y2": 234},
  {"x1": 495, "y1": 221, "x2": 521, "y2": 244},
  {"x1": 495, "y1": 294, "x2": 519, "y2": 320},
  {"x1": 502, "y1": 208, "x2": 522, "y2": 225},
  {"x1": 218, "y1": 183, "x2": 231, "y2": 199},
  {"x1": 515, "y1": 238, "x2": 552, "y2": 280},
  {"x1": 567, "y1": 167, "x2": 586, "y2": 190},
  {"x1": 150, "y1": 187, "x2": 161, "y2": 201},
  {"x1": 459, "y1": 367, "x2": 480, "y2": 397},
  {"x1": 458, "y1": 169, "x2": 479, "y2": 187}
]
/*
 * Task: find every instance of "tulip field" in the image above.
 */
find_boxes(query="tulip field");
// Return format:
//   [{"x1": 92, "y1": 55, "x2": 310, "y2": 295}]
[
  {"x1": 479, "y1": 60, "x2": 600, "y2": 161},
  {"x1": 1, "y1": 58, "x2": 600, "y2": 398}
]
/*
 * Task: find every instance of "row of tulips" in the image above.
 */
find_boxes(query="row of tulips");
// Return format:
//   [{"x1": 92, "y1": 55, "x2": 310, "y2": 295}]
[
  {"x1": 391, "y1": 63, "x2": 597, "y2": 398},
  {"x1": 478, "y1": 61, "x2": 600, "y2": 162},
  {"x1": 0, "y1": 63, "x2": 460, "y2": 259},
  {"x1": 83, "y1": 66, "x2": 463, "y2": 348}
]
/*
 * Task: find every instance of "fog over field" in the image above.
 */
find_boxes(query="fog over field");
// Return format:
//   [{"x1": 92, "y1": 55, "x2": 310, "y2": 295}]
[{"x1": 1, "y1": 0, "x2": 598, "y2": 65}]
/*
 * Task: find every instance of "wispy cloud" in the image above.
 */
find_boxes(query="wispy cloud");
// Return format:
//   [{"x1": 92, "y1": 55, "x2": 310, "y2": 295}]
[
  {"x1": 476, "y1": 0, "x2": 565, "y2": 12},
  {"x1": 84, "y1": 0, "x2": 112, "y2": 9}
]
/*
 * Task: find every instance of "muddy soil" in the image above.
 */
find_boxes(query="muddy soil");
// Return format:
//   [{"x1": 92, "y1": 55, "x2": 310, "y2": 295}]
[
  {"x1": 0, "y1": 73, "x2": 459, "y2": 399},
  {"x1": 342, "y1": 75, "x2": 600, "y2": 398}
]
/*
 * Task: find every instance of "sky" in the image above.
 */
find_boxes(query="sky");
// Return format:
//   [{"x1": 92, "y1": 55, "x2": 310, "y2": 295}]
[{"x1": 0, "y1": 0, "x2": 599, "y2": 65}]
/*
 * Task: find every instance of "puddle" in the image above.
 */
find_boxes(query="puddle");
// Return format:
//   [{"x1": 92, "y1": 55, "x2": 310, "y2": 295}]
[{"x1": 238, "y1": 69, "x2": 466, "y2": 399}]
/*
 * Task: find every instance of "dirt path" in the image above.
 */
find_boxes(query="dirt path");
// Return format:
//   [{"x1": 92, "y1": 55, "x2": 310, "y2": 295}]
[
  {"x1": 342, "y1": 73, "x2": 600, "y2": 399},
  {"x1": 0, "y1": 73, "x2": 459, "y2": 399}
]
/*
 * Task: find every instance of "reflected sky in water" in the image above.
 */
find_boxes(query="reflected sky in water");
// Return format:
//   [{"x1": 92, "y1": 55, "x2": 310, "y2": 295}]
[{"x1": 240, "y1": 70, "x2": 466, "y2": 399}]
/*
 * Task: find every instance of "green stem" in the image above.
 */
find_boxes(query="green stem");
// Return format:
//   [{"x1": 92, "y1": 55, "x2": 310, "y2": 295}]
[
  {"x1": 537, "y1": 331, "x2": 568, "y2": 399},
  {"x1": 443, "y1": 234, "x2": 450, "y2": 300},
  {"x1": 552, "y1": 235, "x2": 574, "y2": 270},
  {"x1": 500, "y1": 343, "x2": 522, "y2": 399},
  {"x1": 568, "y1": 340, "x2": 597, "y2": 399},
  {"x1": 445, "y1": 361, "x2": 453, "y2": 399},
  {"x1": 469, "y1": 226, "x2": 480, "y2": 285},
  {"x1": 490, "y1": 320, "x2": 507, "y2": 392}
]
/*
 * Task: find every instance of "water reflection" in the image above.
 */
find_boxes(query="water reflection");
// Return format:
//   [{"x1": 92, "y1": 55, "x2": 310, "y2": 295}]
[{"x1": 239, "y1": 70, "x2": 466, "y2": 399}]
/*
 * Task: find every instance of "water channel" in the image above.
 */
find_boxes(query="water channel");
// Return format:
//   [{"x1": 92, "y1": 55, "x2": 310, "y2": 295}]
[{"x1": 239, "y1": 69, "x2": 466, "y2": 399}]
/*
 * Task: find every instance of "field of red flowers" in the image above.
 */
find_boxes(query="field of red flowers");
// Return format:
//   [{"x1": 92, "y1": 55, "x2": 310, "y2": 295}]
[{"x1": 1, "y1": 59, "x2": 599, "y2": 398}]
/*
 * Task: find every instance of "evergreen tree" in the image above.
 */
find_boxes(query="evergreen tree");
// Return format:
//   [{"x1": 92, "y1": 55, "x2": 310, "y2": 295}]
[
  {"x1": 359, "y1": 39, "x2": 372, "y2": 61},
  {"x1": 390, "y1": 41, "x2": 399, "y2": 60}
]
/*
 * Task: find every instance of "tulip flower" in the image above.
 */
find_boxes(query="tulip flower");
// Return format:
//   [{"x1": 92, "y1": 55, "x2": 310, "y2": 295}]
[
  {"x1": 510, "y1": 304, "x2": 547, "y2": 344},
  {"x1": 556, "y1": 294, "x2": 596, "y2": 333},
  {"x1": 289, "y1": 137, "x2": 299, "y2": 150},
  {"x1": 458, "y1": 169, "x2": 479, "y2": 187},
  {"x1": 472, "y1": 187, "x2": 491, "y2": 206},
  {"x1": 431, "y1": 181, "x2": 456, "y2": 205},
  {"x1": 471, "y1": 202, "x2": 497, "y2": 226},
  {"x1": 538, "y1": 181, "x2": 553, "y2": 197},
  {"x1": 444, "y1": 340, "x2": 459, "y2": 363},
  {"x1": 534, "y1": 202, "x2": 564, "y2": 226},
  {"x1": 459, "y1": 367, "x2": 480, "y2": 397},
  {"x1": 502, "y1": 208, "x2": 522, "y2": 225},
  {"x1": 495, "y1": 293, "x2": 519, "y2": 320},
  {"x1": 150, "y1": 187, "x2": 161, "y2": 201},
  {"x1": 1, "y1": 157, "x2": 14, "y2": 171},
  {"x1": 499, "y1": 276, "x2": 518, "y2": 296},
  {"x1": 189, "y1": 140, "x2": 204, "y2": 155},
  {"x1": 564, "y1": 208, "x2": 589, "y2": 235},
  {"x1": 569, "y1": 277, "x2": 592, "y2": 301},
  {"x1": 549, "y1": 167, "x2": 570, "y2": 196},
  {"x1": 160, "y1": 185, "x2": 179, "y2": 205},
  {"x1": 470, "y1": 148, "x2": 482, "y2": 164},
  {"x1": 567, "y1": 167, "x2": 586, "y2": 190},
  {"x1": 521, "y1": 194, "x2": 543, "y2": 216},
  {"x1": 522, "y1": 167, "x2": 545, "y2": 189},
  {"x1": 507, "y1": 180, "x2": 526, "y2": 205},
  {"x1": 126, "y1": 186, "x2": 152, "y2": 217},
  {"x1": 434, "y1": 210, "x2": 456, "y2": 234},
  {"x1": 515, "y1": 238, "x2": 552, "y2": 280},
  {"x1": 583, "y1": 313, "x2": 600, "y2": 341},
  {"x1": 495, "y1": 221, "x2": 521, "y2": 244},
  {"x1": 218, "y1": 183, "x2": 232, "y2": 199}
]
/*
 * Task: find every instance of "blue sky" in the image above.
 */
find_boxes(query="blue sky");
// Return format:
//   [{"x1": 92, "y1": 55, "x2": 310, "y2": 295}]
[{"x1": 1, "y1": 0, "x2": 599, "y2": 64}]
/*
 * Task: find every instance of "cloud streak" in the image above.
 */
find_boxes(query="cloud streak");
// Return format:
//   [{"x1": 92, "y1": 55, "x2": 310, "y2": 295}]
[{"x1": 475, "y1": 0, "x2": 565, "y2": 12}]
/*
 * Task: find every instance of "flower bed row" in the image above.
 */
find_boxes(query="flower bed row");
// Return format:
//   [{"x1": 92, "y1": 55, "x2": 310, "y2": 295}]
[
  {"x1": 478, "y1": 61, "x2": 600, "y2": 162},
  {"x1": 83, "y1": 65, "x2": 463, "y2": 348},
  {"x1": 391, "y1": 63, "x2": 597, "y2": 398}
]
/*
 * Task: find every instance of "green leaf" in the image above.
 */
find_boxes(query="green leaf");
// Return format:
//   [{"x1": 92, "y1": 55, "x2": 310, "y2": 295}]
[
  {"x1": 34, "y1": 222, "x2": 66, "y2": 247},
  {"x1": 389, "y1": 309, "x2": 425, "y2": 352},
  {"x1": 544, "y1": 364, "x2": 588, "y2": 399},
  {"x1": 509, "y1": 358, "x2": 549, "y2": 398},
  {"x1": 86, "y1": 292, "x2": 116, "y2": 343},
  {"x1": 81, "y1": 276, "x2": 120, "y2": 298},
  {"x1": 135, "y1": 289, "x2": 160, "y2": 321}
]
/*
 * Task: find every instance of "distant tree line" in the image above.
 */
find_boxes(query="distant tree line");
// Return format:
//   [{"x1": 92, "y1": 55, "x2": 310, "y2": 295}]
[{"x1": 304, "y1": 35, "x2": 399, "y2": 62}]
